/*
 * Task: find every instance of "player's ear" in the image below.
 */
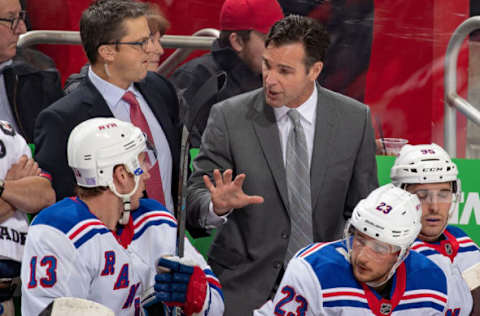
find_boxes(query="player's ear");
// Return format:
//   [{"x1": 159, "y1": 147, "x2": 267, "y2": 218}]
[{"x1": 112, "y1": 164, "x2": 130, "y2": 191}]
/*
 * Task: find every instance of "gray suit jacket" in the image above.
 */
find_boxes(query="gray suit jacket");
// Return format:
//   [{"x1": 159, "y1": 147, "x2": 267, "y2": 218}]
[{"x1": 186, "y1": 85, "x2": 378, "y2": 315}]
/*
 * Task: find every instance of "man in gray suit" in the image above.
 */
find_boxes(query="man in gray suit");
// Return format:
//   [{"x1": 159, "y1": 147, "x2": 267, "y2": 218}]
[{"x1": 186, "y1": 15, "x2": 378, "y2": 316}]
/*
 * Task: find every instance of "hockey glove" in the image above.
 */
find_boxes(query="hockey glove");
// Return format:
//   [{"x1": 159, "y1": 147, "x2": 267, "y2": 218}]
[{"x1": 154, "y1": 256, "x2": 208, "y2": 316}]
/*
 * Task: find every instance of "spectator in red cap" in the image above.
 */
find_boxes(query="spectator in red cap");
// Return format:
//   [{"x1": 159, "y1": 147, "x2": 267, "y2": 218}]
[{"x1": 170, "y1": 0, "x2": 284, "y2": 148}]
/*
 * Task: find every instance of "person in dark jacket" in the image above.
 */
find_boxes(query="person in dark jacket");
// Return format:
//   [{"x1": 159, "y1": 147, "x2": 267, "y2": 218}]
[
  {"x1": 0, "y1": 0, "x2": 63, "y2": 144},
  {"x1": 34, "y1": 0, "x2": 181, "y2": 210},
  {"x1": 170, "y1": 0, "x2": 284, "y2": 147}
]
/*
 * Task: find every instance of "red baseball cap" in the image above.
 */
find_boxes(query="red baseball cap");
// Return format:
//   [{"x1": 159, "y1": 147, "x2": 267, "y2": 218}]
[{"x1": 219, "y1": 0, "x2": 284, "y2": 34}]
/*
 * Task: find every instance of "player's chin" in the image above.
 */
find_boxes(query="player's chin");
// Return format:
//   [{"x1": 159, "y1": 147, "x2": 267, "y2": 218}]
[{"x1": 352, "y1": 264, "x2": 372, "y2": 282}]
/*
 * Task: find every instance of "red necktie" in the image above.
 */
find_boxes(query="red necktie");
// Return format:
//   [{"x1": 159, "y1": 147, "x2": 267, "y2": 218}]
[{"x1": 122, "y1": 91, "x2": 166, "y2": 205}]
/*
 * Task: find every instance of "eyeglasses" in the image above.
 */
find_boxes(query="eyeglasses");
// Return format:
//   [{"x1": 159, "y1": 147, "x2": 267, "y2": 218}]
[
  {"x1": 0, "y1": 10, "x2": 26, "y2": 30},
  {"x1": 99, "y1": 35, "x2": 154, "y2": 52},
  {"x1": 413, "y1": 189, "x2": 453, "y2": 204}
]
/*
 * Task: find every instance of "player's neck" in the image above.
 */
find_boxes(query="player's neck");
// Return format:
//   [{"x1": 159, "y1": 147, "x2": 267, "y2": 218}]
[
  {"x1": 82, "y1": 192, "x2": 123, "y2": 231},
  {"x1": 373, "y1": 277, "x2": 394, "y2": 299}
]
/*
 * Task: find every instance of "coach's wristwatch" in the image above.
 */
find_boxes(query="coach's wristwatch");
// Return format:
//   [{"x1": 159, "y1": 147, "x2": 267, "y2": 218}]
[{"x1": 0, "y1": 179, "x2": 5, "y2": 198}]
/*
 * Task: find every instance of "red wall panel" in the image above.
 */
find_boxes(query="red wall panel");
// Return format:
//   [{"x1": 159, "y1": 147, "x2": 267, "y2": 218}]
[{"x1": 365, "y1": 0, "x2": 469, "y2": 155}]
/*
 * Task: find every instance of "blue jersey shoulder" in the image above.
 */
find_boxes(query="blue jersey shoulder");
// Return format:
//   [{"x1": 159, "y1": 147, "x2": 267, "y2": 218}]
[
  {"x1": 445, "y1": 225, "x2": 469, "y2": 238},
  {"x1": 404, "y1": 250, "x2": 447, "y2": 294},
  {"x1": 31, "y1": 197, "x2": 96, "y2": 234},
  {"x1": 131, "y1": 199, "x2": 177, "y2": 241},
  {"x1": 299, "y1": 240, "x2": 357, "y2": 289}
]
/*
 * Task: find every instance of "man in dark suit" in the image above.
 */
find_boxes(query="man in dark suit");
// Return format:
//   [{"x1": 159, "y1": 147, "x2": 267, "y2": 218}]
[
  {"x1": 0, "y1": 0, "x2": 63, "y2": 144},
  {"x1": 187, "y1": 15, "x2": 378, "y2": 315},
  {"x1": 34, "y1": 0, "x2": 180, "y2": 209}
]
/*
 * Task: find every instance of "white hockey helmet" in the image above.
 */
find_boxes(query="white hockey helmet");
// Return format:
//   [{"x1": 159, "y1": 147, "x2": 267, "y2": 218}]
[
  {"x1": 345, "y1": 184, "x2": 421, "y2": 286},
  {"x1": 390, "y1": 143, "x2": 460, "y2": 216},
  {"x1": 67, "y1": 118, "x2": 148, "y2": 224},
  {"x1": 67, "y1": 117, "x2": 146, "y2": 188},
  {"x1": 40, "y1": 297, "x2": 114, "y2": 316}
]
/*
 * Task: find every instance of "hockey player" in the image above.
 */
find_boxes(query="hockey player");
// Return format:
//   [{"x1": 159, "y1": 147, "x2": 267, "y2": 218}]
[
  {"x1": 391, "y1": 143, "x2": 480, "y2": 315},
  {"x1": 0, "y1": 120, "x2": 55, "y2": 316},
  {"x1": 20, "y1": 118, "x2": 224, "y2": 315},
  {"x1": 255, "y1": 184, "x2": 448, "y2": 315}
]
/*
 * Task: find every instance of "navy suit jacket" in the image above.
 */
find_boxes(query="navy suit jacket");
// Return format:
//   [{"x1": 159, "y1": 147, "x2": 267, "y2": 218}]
[{"x1": 34, "y1": 72, "x2": 181, "y2": 203}]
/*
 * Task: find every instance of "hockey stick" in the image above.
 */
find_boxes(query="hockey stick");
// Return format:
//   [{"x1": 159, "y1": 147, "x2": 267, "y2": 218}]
[
  {"x1": 176, "y1": 125, "x2": 190, "y2": 258},
  {"x1": 175, "y1": 71, "x2": 227, "y2": 258}
]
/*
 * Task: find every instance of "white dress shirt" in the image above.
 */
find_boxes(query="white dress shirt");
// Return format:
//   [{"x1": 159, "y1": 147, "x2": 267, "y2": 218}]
[
  {"x1": 274, "y1": 84, "x2": 317, "y2": 167},
  {"x1": 204, "y1": 84, "x2": 318, "y2": 228},
  {"x1": 0, "y1": 60, "x2": 20, "y2": 133},
  {"x1": 88, "y1": 67, "x2": 174, "y2": 211}
]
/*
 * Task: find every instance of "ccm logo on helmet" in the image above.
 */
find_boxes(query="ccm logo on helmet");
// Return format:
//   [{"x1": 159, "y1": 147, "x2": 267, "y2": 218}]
[
  {"x1": 98, "y1": 123, "x2": 118, "y2": 130},
  {"x1": 422, "y1": 167, "x2": 443, "y2": 172}
]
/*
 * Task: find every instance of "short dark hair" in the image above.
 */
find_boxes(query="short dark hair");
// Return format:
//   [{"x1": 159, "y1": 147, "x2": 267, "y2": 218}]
[
  {"x1": 80, "y1": 0, "x2": 147, "y2": 64},
  {"x1": 265, "y1": 15, "x2": 330, "y2": 69},
  {"x1": 218, "y1": 30, "x2": 252, "y2": 49},
  {"x1": 75, "y1": 186, "x2": 109, "y2": 199}
]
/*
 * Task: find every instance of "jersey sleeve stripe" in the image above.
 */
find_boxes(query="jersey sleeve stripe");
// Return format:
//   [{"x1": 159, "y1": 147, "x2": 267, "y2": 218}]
[
  {"x1": 459, "y1": 245, "x2": 480, "y2": 253},
  {"x1": 323, "y1": 291, "x2": 366, "y2": 299},
  {"x1": 133, "y1": 211, "x2": 177, "y2": 230},
  {"x1": 322, "y1": 287, "x2": 365, "y2": 295},
  {"x1": 209, "y1": 283, "x2": 224, "y2": 301},
  {"x1": 395, "y1": 301, "x2": 446, "y2": 312},
  {"x1": 323, "y1": 300, "x2": 370, "y2": 309},
  {"x1": 457, "y1": 237, "x2": 474, "y2": 243},
  {"x1": 132, "y1": 219, "x2": 176, "y2": 241},
  {"x1": 411, "y1": 243, "x2": 428, "y2": 250},
  {"x1": 204, "y1": 270, "x2": 220, "y2": 284},
  {"x1": 299, "y1": 242, "x2": 332, "y2": 258},
  {"x1": 73, "y1": 227, "x2": 110, "y2": 248},
  {"x1": 401, "y1": 293, "x2": 447, "y2": 303},
  {"x1": 68, "y1": 220, "x2": 105, "y2": 240},
  {"x1": 458, "y1": 241, "x2": 478, "y2": 247},
  {"x1": 204, "y1": 269, "x2": 223, "y2": 300}
]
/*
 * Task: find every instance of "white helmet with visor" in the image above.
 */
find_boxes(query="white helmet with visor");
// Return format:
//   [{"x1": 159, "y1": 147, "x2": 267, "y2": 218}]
[
  {"x1": 390, "y1": 143, "x2": 460, "y2": 217},
  {"x1": 345, "y1": 184, "x2": 422, "y2": 286},
  {"x1": 67, "y1": 117, "x2": 156, "y2": 224}
]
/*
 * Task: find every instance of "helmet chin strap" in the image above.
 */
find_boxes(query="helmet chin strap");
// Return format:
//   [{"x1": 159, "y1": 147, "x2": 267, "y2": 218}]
[{"x1": 109, "y1": 174, "x2": 141, "y2": 225}]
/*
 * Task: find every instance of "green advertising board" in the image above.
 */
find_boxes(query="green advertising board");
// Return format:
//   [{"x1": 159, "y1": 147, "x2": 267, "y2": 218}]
[{"x1": 189, "y1": 154, "x2": 480, "y2": 258}]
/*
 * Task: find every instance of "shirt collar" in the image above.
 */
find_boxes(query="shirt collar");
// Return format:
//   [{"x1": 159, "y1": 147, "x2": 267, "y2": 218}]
[
  {"x1": 274, "y1": 83, "x2": 318, "y2": 124},
  {"x1": 88, "y1": 66, "x2": 137, "y2": 108}
]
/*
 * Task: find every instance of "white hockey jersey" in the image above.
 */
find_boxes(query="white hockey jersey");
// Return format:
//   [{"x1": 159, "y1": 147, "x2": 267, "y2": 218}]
[
  {"x1": 0, "y1": 121, "x2": 31, "y2": 263},
  {"x1": 21, "y1": 197, "x2": 224, "y2": 316},
  {"x1": 412, "y1": 225, "x2": 480, "y2": 315},
  {"x1": 255, "y1": 240, "x2": 448, "y2": 316}
]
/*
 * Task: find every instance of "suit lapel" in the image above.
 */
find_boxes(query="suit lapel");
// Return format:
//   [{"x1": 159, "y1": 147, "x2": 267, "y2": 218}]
[
  {"x1": 310, "y1": 84, "x2": 337, "y2": 211},
  {"x1": 83, "y1": 76, "x2": 115, "y2": 118},
  {"x1": 251, "y1": 93, "x2": 289, "y2": 210},
  {"x1": 135, "y1": 79, "x2": 172, "y2": 139}
]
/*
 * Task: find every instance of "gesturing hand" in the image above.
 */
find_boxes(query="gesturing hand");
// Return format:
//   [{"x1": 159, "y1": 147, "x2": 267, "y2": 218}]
[{"x1": 203, "y1": 169, "x2": 264, "y2": 216}]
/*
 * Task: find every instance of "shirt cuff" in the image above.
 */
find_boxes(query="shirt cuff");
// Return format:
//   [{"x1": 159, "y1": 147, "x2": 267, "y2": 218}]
[{"x1": 203, "y1": 201, "x2": 231, "y2": 229}]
